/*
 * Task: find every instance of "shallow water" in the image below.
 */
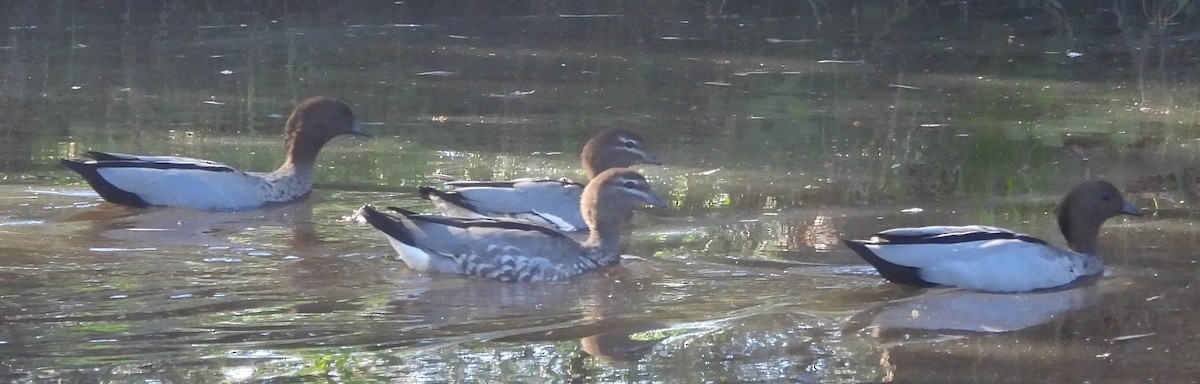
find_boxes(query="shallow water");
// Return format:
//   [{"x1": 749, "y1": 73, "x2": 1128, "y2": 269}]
[{"x1": 2, "y1": 2, "x2": 1200, "y2": 382}]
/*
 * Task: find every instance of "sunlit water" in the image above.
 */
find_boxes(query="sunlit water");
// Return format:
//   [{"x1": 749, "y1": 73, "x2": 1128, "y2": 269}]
[{"x1": 2, "y1": 3, "x2": 1199, "y2": 382}]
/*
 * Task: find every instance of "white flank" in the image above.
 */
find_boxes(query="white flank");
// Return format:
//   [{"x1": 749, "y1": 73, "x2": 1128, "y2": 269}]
[
  {"x1": 385, "y1": 237, "x2": 433, "y2": 271},
  {"x1": 97, "y1": 167, "x2": 267, "y2": 211},
  {"x1": 867, "y1": 239, "x2": 1088, "y2": 292}
]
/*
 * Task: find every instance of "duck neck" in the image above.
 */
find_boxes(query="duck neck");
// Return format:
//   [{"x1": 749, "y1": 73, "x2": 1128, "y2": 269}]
[
  {"x1": 284, "y1": 125, "x2": 331, "y2": 167},
  {"x1": 1057, "y1": 203, "x2": 1101, "y2": 254},
  {"x1": 582, "y1": 218, "x2": 624, "y2": 265},
  {"x1": 273, "y1": 160, "x2": 312, "y2": 175},
  {"x1": 262, "y1": 162, "x2": 315, "y2": 201},
  {"x1": 279, "y1": 127, "x2": 321, "y2": 189},
  {"x1": 1064, "y1": 224, "x2": 1101, "y2": 255},
  {"x1": 583, "y1": 143, "x2": 628, "y2": 179},
  {"x1": 582, "y1": 157, "x2": 604, "y2": 180}
]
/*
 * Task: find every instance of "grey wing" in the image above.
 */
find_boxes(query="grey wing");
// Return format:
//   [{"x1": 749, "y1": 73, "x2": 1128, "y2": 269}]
[
  {"x1": 452, "y1": 180, "x2": 587, "y2": 230},
  {"x1": 877, "y1": 225, "x2": 1015, "y2": 238},
  {"x1": 87, "y1": 151, "x2": 233, "y2": 169},
  {"x1": 873, "y1": 225, "x2": 1044, "y2": 245},
  {"x1": 443, "y1": 177, "x2": 542, "y2": 187}
]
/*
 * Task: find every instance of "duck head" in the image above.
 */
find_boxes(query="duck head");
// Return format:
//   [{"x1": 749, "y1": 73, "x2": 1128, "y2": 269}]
[
  {"x1": 1057, "y1": 180, "x2": 1142, "y2": 254},
  {"x1": 581, "y1": 168, "x2": 666, "y2": 235},
  {"x1": 284, "y1": 96, "x2": 368, "y2": 166},
  {"x1": 581, "y1": 129, "x2": 662, "y2": 179}
]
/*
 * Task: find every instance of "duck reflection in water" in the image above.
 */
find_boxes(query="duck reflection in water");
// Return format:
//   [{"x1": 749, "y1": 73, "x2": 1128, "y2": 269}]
[
  {"x1": 851, "y1": 280, "x2": 1112, "y2": 340},
  {"x1": 375, "y1": 259, "x2": 668, "y2": 363},
  {"x1": 62, "y1": 198, "x2": 321, "y2": 251}
]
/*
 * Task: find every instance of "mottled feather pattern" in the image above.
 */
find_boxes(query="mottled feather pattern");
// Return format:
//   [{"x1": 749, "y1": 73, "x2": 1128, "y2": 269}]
[
  {"x1": 251, "y1": 165, "x2": 313, "y2": 204},
  {"x1": 359, "y1": 205, "x2": 617, "y2": 282},
  {"x1": 418, "y1": 237, "x2": 612, "y2": 282},
  {"x1": 460, "y1": 246, "x2": 565, "y2": 282},
  {"x1": 360, "y1": 168, "x2": 664, "y2": 282}
]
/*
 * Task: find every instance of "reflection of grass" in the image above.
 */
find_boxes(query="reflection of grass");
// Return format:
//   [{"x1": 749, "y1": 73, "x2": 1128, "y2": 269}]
[
  {"x1": 628, "y1": 328, "x2": 681, "y2": 341},
  {"x1": 303, "y1": 352, "x2": 360, "y2": 380}
]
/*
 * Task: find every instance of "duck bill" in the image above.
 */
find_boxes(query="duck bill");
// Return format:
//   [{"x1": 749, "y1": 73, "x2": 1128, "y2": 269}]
[
  {"x1": 1121, "y1": 200, "x2": 1142, "y2": 216},
  {"x1": 641, "y1": 152, "x2": 664, "y2": 166},
  {"x1": 349, "y1": 122, "x2": 371, "y2": 138},
  {"x1": 643, "y1": 191, "x2": 668, "y2": 207}
]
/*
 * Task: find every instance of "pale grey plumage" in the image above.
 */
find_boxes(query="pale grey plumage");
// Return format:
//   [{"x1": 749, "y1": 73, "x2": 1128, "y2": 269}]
[
  {"x1": 361, "y1": 168, "x2": 667, "y2": 282},
  {"x1": 844, "y1": 180, "x2": 1142, "y2": 292},
  {"x1": 419, "y1": 128, "x2": 661, "y2": 231},
  {"x1": 60, "y1": 96, "x2": 367, "y2": 211}
]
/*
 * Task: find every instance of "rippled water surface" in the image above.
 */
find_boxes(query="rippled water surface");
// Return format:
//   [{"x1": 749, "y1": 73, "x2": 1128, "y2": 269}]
[{"x1": 2, "y1": 2, "x2": 1200, "y2": 382}]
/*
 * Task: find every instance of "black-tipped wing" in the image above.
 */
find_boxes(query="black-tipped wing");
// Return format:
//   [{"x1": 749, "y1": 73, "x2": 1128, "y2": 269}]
[
  {"x1": 359, "y1": 205, "x2": 591, "y2": 282},
  {"x1": 872, "y1": 225, "x2": 1047, "y2": 246},
  {"x1": 419, "y1": 178, "x2": 588, "y2": 231},
  {"x1": 843, "y1": 239, "x2": 935, "y2": 287},
  {"x1": 60, "y1": 159, "x2": 150, "y2": 207}
]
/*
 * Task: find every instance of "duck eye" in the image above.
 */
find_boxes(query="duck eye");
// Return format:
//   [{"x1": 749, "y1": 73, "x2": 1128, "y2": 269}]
[
  {"x1": 623, "y1": 141, "x2": 636, "y2": 149},
  {"x1": 623, "y1": 180, "x2": 637, "y2": 189}
]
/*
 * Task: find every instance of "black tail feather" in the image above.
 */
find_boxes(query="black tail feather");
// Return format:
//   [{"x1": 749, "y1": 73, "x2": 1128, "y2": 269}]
[
  {"x1": 59, "y1": 159, "x2": 149, "y2": 207},
  {"x1": 417, "y1": 186, "x2": 477, "y2": 211},
  {"x1": 83, "y1": 151, "x2": 126, "y2": 161},
  {"x1": 358, "y1": 205, "x2": 417, "y2": 245},
  {"x1": 416, "y1": 186, "x2": 443, "y2": 201},
  {"x1": 842, "y1": 239, "x2": 937, "y2": 288},
  {"x1": 386, "y1": 206, "x2": 419, "y2": 215}
]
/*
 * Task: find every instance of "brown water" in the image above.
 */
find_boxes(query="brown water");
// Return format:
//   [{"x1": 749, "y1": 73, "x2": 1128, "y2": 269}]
[{"x1": 2, "y1": 2, "x2": 1199, "y2": 382}]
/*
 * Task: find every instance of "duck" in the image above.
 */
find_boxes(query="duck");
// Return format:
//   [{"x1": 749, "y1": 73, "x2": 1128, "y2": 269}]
[
  {"x1": 418, "y1": 128, "x2": 661, "y2": 231},
  {"x1": 60, "y1": 96, "x2": 367, "y2": 211},
  {"x1": 843, "y1": 180, "x2": 1142, "y2": 293},
  {"x1": 358, "y1": 168, "x2": 666, "y2": 282}
]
